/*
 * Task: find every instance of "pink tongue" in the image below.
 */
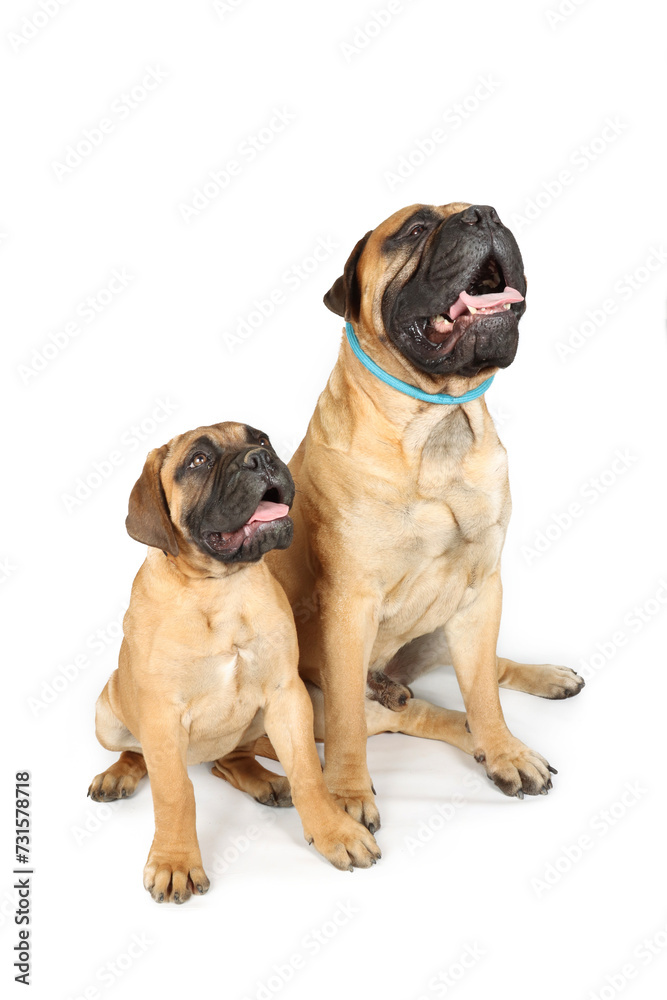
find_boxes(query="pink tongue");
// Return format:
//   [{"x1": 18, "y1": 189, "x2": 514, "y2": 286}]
[
  {"x1": 247, "y1": 500, "x2": 290, "y2": 524},
  {"x1": 448, "y1": 286, "x2": 524, "y2": 320}
]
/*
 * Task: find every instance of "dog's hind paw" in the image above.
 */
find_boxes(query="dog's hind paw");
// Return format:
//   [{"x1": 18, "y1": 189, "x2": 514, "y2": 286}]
[
  {"x1": 88, "y1": 751, "x2": 147, "y2": 801},
  {"x1": 366, "y1": 670, "x2": 413, "y2": 712}
]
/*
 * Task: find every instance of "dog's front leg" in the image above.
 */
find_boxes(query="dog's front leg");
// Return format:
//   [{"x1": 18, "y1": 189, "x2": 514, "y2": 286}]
[
  {"x1": 443, "y1": 571, "x2": 556, "y2": 798},
  {"x1": 263, "y1": 678, "x2": 381, "y2": 870},
  {"x1": 315, "y1": 587, "x2": 381, "y2": 832},
  {"x1": 139, "y1": 713, "x2": 209, "y2": 903}
]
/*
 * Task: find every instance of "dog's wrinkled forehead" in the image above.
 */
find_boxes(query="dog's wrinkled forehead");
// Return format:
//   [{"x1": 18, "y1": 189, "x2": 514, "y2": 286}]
[
  {"x1": 365, "y1": 203, "x2": 470, "y2": 274},
  {"x1": 161, "y1": 422, "x2": 267, "y2": 501},
  {"x1": 353, "y1": 203, "x2": 470, "y2": 325}
]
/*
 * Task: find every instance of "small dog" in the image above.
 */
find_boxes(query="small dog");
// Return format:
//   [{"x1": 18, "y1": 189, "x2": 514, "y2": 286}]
[{"x1": 89, "y1": 421, "x2": 380, "y2": 903}]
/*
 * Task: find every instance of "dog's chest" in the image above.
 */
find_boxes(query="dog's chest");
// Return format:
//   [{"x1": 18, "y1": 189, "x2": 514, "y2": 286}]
[
  {"x1": 178, "y1": 604, "x2": 286, "y2": 762},
  {"x1": 373, "y1": 414, "x2": 510, "y2": 642}
]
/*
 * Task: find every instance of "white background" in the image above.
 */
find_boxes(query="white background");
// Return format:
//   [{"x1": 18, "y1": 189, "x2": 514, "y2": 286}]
[{"x1": 2, "y1": 1, "x2": 666, "y2": 998}]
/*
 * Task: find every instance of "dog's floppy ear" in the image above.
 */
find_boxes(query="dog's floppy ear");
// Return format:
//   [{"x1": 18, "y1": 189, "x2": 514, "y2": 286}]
[
  {"x1": 323, "y1": 230, "x2": 372, "y2": 320},
  {"x1": 125, "y1": 444, "x2": 179, "y2": 556}
]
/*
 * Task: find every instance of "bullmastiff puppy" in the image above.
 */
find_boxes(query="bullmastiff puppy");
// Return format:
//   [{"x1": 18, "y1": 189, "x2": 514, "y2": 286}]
[
  {"x1": 266, "y1": 202, "x2": 584, "y2": 833},
  {"x1": 88, "y1": 421, "x2": 380, "y2": 903}
]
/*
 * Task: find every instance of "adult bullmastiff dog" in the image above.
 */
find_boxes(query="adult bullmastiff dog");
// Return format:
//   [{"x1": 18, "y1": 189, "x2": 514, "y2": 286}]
[
  {"x1": 88, "y1": 422, "x2": 380, "y2": 903},
  {"x1": 266, "y1": 202, "x2": 585, "y2": 833}
]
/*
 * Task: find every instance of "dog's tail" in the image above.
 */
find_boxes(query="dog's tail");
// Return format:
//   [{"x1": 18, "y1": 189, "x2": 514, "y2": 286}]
[{"x1": 253, "y1": 736, "x2": 279, "y2": 761}]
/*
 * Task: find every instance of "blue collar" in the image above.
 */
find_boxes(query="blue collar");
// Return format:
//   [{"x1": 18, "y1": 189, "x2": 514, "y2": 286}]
[{"x1": 345, "y1": 322, "x2": 494, "y2": 405}]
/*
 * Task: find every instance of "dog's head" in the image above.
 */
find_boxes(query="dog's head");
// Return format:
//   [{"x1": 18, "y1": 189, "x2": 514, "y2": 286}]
[
  {"x1": 125, "y1": 422, "x2": 294, "y2": 570},
  {"x1": 324, "y1": 202, "x2": 526, "y2": 379}
]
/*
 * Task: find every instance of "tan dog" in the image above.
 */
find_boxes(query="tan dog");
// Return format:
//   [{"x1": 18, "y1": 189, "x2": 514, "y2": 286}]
[
  {"x1": 88, "y1": 421, "x2": 380, "y2": 903},
  {"x1": 267, "y1": 202, "x2": 584, "y2": 832}
]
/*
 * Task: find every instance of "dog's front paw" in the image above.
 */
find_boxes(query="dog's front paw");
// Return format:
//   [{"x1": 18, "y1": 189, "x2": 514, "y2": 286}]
[
  {"x1": 475, "y1": 736, "x2": 555, "y2": 798},
  {"x1": 305, "y1": 811, "x2": 382, "y2": 871},
  {"x1": 328, "y1": 786, "x2": 381, "y2": 834},
  {"x1": 143, "y1": 847, "x2": 210, "y2": 904}
]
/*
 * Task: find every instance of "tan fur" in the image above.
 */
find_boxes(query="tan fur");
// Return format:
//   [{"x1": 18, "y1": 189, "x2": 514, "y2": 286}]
[
  {"x1": 89, "y1": 422, "x2": 380, "y2": 903},
  {"x1": 268, "y1": 204, "x2": 583, "y2": 828}
]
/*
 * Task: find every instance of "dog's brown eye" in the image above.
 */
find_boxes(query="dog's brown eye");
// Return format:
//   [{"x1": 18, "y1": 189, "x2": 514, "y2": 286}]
[
  {"x1": 258, "y1": 437, "x2": 270, "y2": 448},
  {"x1": 409, "y1": 224, "x2": 426, "y2": 237},
  {"x1": 189, "y1": 453, "x2": 208, "y2": 468}
]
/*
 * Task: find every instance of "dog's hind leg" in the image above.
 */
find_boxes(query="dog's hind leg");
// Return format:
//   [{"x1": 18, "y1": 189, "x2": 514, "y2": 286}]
[
  {"x1": 89, "y1": 675, "x2": 147, "y2": 800},
  {"x1": 253, "y1": 681, "x2": 474, "y2": 769},
  {"x1": 497, "y1": 657, "x2": 585, "y2": 699},
  {"x1": 212, "y1": 744, "x2": 293, "y2": 807},
  {"x1": 382, "y1": 628, "x2": 452, "y2": 687},
  {"x1": 306, "y1": 682, "x2": 473, "y2": 755},
  {"x1": 385, "y1": 630, "x2": 585, "y2": 701},
  {"x1": 88, "y1": 751, "x2": 147, "y2": 801},
  {"x1": 365, "y1": 628, "x2": 453, "y2": 711},
  {"x1": 366, "y1": 669, "x2": 413, "y2": 711}
]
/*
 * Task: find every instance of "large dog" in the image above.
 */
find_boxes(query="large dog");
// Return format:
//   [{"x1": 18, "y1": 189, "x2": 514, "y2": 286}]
[
  {"x1": 88, "y1": 422, "x2": 380, "y2": 903},
  {"x1": 266, "y1": 202, "x2": 584, "y2": 833}
]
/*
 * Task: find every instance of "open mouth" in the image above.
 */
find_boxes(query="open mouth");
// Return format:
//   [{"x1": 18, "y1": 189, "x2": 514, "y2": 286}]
[
  {"x1": 204, "y1": 488, "x2": 291, "y2": 555},
  {"x1": 414, "y1": 257, "x2": 524, "y2": 354}
]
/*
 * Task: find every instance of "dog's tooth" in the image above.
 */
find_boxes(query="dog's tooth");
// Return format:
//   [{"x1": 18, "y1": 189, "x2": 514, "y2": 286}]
[
  {"x1": 503, "y1": 303, "x2": 511, "y2": 310},
  {"x1": 468, "y1": 306, "x2": 477, "y2": 314},
  {"x1": 432, "y1": 314, "x2": 445, "y2": 323}
]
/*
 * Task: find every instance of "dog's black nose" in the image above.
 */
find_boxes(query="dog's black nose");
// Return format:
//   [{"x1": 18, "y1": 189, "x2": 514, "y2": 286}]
[
  {"x1": 460, "y1": 205, "x2": 502, "y2": 227},
  {"x1": 243, "y1": 447, "x2": 273, "y2": 471}
]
